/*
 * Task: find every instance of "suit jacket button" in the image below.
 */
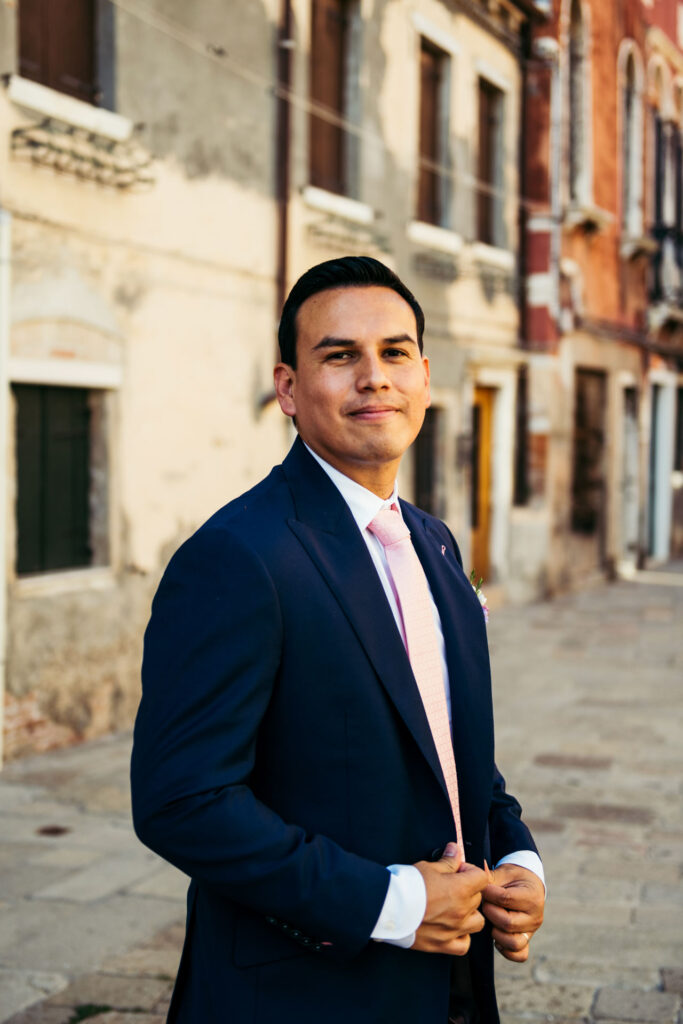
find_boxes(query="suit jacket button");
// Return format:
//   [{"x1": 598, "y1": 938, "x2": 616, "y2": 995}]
[
  {"x1": 430, "y1": 847, "x2": 443, "y2": 861},
  {"x1": 291, "y1": 929, "x2": 301, "y2": 939},
  {"x1": 265, "y1": 916, "x2": 277, "y2": 926},
  {"x1": 313, "y1": 943, "x2": 323, "y2": 952}
]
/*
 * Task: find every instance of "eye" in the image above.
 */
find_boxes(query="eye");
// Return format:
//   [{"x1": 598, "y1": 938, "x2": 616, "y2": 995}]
[
  {"x1": 384, "y1": 347, "x2": 409, "y2": 358},
  {"x1": 324, "y1": 350, "x2": 353, "y2": 362}
]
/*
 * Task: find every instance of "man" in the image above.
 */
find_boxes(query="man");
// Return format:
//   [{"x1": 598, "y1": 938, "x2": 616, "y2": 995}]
[{"x1": 131, "y1": 257, "x2": 544, "y2": 1023}]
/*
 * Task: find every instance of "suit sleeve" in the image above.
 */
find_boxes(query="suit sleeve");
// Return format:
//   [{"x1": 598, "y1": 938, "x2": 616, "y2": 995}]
[
  {"x1": 131, "y1": 525, "x2": 389, "y2": 957},
  {"x1": 488, "y1": 765, "x2": 538, "y2": 861}
]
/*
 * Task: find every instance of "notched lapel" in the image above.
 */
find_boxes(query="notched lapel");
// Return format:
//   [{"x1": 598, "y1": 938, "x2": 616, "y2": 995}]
[
  {"x1": 288, "y1": 517, "x2": 449, "y2": 802},
  {"x1": 281, "y1": 440, "x2": 450, "y2": 803},
  {"x1": 405, "y1": 507, "x2": 494, "y2": 838}
]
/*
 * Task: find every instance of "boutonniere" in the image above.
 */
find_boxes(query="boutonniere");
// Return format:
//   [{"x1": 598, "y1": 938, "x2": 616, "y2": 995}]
[{"x1": 470, "y1": 571, "x2": 489, "y2": 624}]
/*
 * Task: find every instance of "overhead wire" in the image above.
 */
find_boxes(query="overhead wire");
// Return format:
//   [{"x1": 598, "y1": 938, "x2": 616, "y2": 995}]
[{"x1": 107, "y1": 0, "x2": 552, "y2": 215}]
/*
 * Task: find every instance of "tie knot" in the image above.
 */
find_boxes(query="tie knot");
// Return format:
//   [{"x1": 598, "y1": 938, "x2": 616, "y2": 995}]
[{"x1": 368, "y1": 506, "x2": 410, "y2": 548}]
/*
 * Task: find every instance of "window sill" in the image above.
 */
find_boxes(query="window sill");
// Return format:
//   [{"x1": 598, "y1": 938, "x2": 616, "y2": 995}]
[
  {"x1": 7, "y1": 75, "x2": 132, "y2": 142},
  {"x1": 620, "y1": 235, "x2": 658, "y2": 260},
  {"x1": 469, "y1": 241, "x2": 515, "y2": 271},
  {"x1": 302, "y1": 186, "x2": 374, "y2": 225},
  {"x1": 648, "y1": 301, "x2": 683, "y2": 331},
  {"x1": 13, "y1": 566, "x2": 116, "y2": 598},
  {"x1": 564, "y1": 202, "x2": 613, "y2": 234},
  {"x1": 407, "y1": 220, "x2": 464, "y2": 255}
]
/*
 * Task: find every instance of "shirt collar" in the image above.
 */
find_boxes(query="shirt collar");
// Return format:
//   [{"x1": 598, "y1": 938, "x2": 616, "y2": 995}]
[{"x1": 304, "y1": 443, "x2": 400, "y2": 532}]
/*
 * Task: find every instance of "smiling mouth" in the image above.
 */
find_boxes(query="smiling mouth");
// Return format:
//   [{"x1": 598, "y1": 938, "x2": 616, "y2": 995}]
[{"x1": 348, "y1": 406, "x2": 399, "y2": 418}]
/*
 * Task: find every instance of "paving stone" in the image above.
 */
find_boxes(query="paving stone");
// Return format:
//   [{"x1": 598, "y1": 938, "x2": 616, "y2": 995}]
[
  {"x1": 593, "y1": 987, "x2": 681, "y2": 1022},
  {"x1": 641, "y1": 883, "x2": 683, "y2": 905},
  {"x1": 532, "y1": 957, "x2": 660, "y2": 990},
  {"x1": 0, "y1": 895, "x2": 184, "y2": 973},
  {"x1": 542, "y1": 899, "x2": 632, "y2": 928},
  {"x1": 126, "y1": 863, "x2": 188, "y2": 902},
  {"x1": 500, "y1": 1018, "x2": 588, "y2": 1024},
  {"x1": 632, "y1": 906, "x2": 683, "y2": 939},
  {"x1": 579, "y1": 860, "x2": 681, "y2": 885},
  {"x1": 82, "y1": 1015, "x2": 166, "y2": 1023},
  {"x1": 546, "y1": 877, "x2": 640, "y2": 905},
  {"x1": 0, "y1": 968, "x2": 68, "y2": 1021},
  {"x1": 3, "y1": 1005, "x2": 74, "y2": 1024},
  {"x1": 26, "y1": 847, "x2": 103, "y2": 869},
  {"x1": 45, "y1": 973, "x2": 170, "y2": 1010},
  {"x1": 494, "y1": 976, "x2": 595, "y2": 1017},
  {"x1": 33, "y1": 852, "x2": 160, "y2": 903},
  {"x1": 660, "y1": 968, "x2": 683, "y2": 994},
  {"x1": 0, "y1": 784, "x2": 44, "y2": 810}
]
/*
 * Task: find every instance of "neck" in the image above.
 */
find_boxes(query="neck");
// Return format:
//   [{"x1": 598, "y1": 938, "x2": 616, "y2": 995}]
[{"x1": 303, "y1": 441, "x2": 398, "y2": 499}]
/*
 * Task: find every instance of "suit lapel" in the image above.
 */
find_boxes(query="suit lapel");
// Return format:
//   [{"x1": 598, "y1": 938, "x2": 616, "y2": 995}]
[
  {"x1": 403, "y1": 503, "x2": 494, "y2": 841},
  {"x1": 282, "y1": 440, "x2": 449, "y2": 802}
]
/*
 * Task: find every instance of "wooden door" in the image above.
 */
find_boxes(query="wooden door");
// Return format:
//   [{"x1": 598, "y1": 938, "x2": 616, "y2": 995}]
[{"x1": 471, "y1": 387, "x2": 495, "y2": 581}]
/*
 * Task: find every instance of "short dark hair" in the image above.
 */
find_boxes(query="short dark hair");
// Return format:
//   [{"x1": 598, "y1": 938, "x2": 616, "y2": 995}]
[{"x1": 278, "y1": 256, "x2": 425, "y2": 368}]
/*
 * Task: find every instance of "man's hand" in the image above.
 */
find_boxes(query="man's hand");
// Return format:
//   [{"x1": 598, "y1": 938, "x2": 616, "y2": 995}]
[
  {"x1": 481, "y1": 863, "x2": 545, "y2": 962},
  {"x1": 411, "y1": 843, "x2": 489, "y2": 956}
]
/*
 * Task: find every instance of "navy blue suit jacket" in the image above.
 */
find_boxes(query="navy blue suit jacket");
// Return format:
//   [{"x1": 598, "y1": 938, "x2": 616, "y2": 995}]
[{"x1": 131, "y1": 438, "x2": 537, "y2": 1023}]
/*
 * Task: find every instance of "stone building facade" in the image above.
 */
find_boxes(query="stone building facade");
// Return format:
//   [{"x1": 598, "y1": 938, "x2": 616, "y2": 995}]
[
  {"x1": 520, "y1": 0, "x2": 683, "y2": 596},
  {"x1": 0, "y1": 0, "x2": 544, "y2": 760}
]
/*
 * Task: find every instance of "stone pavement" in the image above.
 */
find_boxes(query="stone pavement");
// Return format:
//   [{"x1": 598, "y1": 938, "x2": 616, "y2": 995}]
[{"x1": 0, "y1": 567, "x2": 682, "y2": 1023}]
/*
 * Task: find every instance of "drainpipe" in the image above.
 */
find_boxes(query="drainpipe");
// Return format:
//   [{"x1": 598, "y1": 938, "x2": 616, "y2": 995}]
[
  {"x1": 517, "y1": 19, "x2": 531, "y2": 347},
  {"x1": 275, "y1": 0, "x2": 293, "y2": 344},
  {"x1": 0, "y1": 208, "x2": 12, "y2": 767},
  {"x1": 260, "y1": 0, "x2": 293, "y2": 413}
]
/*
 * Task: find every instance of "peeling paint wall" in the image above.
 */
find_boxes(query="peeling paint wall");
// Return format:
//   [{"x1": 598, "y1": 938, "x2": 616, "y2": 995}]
[{"x1": 1, "y1": 0, "x2": 532, "y2": 758}]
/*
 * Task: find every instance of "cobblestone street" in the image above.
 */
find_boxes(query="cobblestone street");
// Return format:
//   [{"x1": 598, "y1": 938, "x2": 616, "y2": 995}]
[{"x1": 0, "y1": 568, "x2": 682, "y2": 1023}]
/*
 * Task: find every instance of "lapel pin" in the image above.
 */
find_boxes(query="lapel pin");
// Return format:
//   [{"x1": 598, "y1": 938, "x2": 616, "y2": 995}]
[{"x1": 441, "y1": 545, "x2": 446, "y2": 556}]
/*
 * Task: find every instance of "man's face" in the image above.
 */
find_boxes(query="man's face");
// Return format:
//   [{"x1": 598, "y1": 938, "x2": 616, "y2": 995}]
[{"x1": 274, "y1": 286, "x2": 430, "y2": 493}]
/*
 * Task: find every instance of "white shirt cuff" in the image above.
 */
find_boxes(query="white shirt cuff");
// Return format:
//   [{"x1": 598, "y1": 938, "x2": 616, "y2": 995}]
[
  {"x1": 370, "y1": 864, "x2": 427, "y2": 948},
  {"x1": 495, "y1": 850, "x2": 546, "y2": 892}
]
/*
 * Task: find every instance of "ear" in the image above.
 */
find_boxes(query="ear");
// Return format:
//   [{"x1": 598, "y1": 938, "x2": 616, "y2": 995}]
[
  {"x1": 274, "y1": 363, "x2": 297, "y2": 417},
  {"x1": 423, "y1": 356, "x2": 431, "y2": 408}
]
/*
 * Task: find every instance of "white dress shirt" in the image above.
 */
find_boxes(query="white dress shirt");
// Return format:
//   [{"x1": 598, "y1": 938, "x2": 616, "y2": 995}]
[{"x1": 304, "y1": 445, "x2": 544, "y2": 948}]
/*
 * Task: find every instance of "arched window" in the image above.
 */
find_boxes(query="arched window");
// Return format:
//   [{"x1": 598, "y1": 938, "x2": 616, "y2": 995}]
[
  {"x1": 621, "y1": 48, "x2": 643, "y2": 238},
  {"x1": 648, "y1": 61, "x2": 679, "y2": 300},
  {"x1": 568, "y1": 0, "x2": 586, "y2": 202}
]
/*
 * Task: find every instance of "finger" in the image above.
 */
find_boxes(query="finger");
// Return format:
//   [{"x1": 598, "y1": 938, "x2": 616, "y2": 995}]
[
  {"x1": 483, "y1": 883, "x2": 536, "y2": 913},
  {"x1": 463, "y1": 910, "x2": 486, "y2": 935},
  {"x1": 446, "y1": 934, "x2": 472, "y2": 957},
  {"x1": 439, "y1": 842, "x2": 464, "y2": 872},
  {"x1": 491, "y1": 927, "x2": 532, "y2": 954},
  {"x1": 481, "y1": 904, "x2": 534, "y2": 932},
  {"x1": 494, "y1": 942, "x2": 529, "y2": 963}
]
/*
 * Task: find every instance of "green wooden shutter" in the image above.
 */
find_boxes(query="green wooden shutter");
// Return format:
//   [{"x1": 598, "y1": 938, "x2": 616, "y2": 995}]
[{"x1": 15, "y1": 385, "x2": 91, "y2": 574}]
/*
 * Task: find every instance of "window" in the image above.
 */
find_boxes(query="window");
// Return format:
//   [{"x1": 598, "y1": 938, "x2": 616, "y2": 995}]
[
  {"x1": 413, "y1": 407, "x2": 442, "y2": 516},
  {"x1": 476, "y1": 78, "x2": 504, "y2": 245},
  {"x1": 309, "y1": 0, "x2": 360, "y2": 197},
  {"x1": 417, "y1": 39, "x2": 450, "y2": 227},
  {"x1": 571, "y1": 369, "x2": 606, "y2": 535},
  {"x1": 568, "y1": 0, "x2": 587, "y2": 203},
  {"x1": 513, "y1": 365, "x2": 529, "y2": 507},
  {"x1": 18, "y1": 0, "x2": 97, "y2": 104},
  {"x1": 14, "y1": 385, "x2": 109, "y2": 575},
  {"x1": 621, "y1": 49, "x2": 643, "y2": 237}
]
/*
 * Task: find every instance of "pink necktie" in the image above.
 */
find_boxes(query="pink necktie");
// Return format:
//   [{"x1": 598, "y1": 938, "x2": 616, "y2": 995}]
[{"x1": 368, "y1": 506, "x2": 464, "y2": 859}]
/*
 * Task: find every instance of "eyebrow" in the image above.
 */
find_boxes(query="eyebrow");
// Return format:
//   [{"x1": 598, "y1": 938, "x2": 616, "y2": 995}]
[{"x1": 312, "y1": 333, "x2": 417, "y2": 351}]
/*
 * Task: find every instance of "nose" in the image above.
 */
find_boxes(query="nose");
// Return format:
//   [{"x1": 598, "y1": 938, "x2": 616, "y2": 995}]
[{"x1": 356, "y1": 351, "x2": 390, "y2": 391}]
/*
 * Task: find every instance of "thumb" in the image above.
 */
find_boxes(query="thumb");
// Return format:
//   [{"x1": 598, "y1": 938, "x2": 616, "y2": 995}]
[{"x1": 440, "y1": 842, "x2": 463, "y2": 870}]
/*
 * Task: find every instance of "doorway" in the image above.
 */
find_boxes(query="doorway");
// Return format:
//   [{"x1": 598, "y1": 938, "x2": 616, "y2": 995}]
[
  {"x1": 471, "y1": 386, "x2": 495, "y2": 580},
  {"x1": 621, "y1": 387, "x2": 640, "y2": 567}
]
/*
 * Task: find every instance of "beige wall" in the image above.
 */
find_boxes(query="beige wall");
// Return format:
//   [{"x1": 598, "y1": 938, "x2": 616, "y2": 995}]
[{"x1": 1, "y1": 0, "x2": 529, "y2": 757}]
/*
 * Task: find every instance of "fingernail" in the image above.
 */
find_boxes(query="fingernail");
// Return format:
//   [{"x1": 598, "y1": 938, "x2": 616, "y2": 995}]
[{"x1": 443, "y1": 842, "x2": 459, "y2": 857}]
